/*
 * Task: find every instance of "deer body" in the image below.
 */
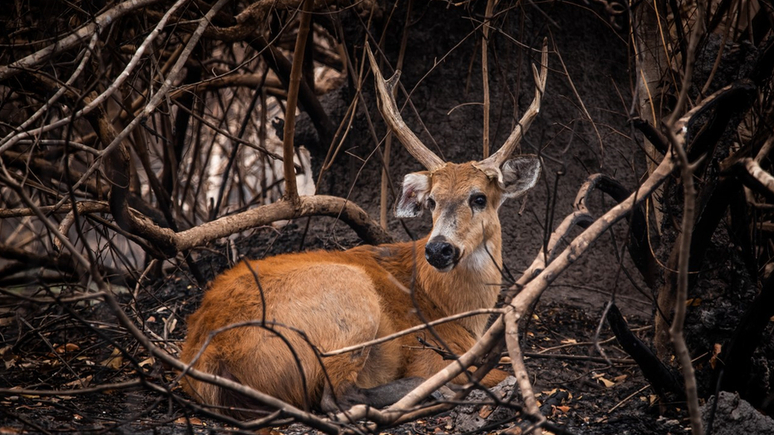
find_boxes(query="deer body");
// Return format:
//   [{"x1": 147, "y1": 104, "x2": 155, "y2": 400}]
[{"x1": 181, "y1": 44, "x2": 548, "y2": 417}]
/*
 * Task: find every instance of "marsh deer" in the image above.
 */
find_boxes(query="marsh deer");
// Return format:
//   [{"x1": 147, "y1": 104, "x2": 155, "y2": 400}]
[{"x1": 180, "y1": 43, "x2": 548, "y2": 417}]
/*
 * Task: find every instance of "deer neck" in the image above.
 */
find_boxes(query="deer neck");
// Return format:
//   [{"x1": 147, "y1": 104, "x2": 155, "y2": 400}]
[{"x1": 413, "y1": 234, "x2": 503, "y2": 338}]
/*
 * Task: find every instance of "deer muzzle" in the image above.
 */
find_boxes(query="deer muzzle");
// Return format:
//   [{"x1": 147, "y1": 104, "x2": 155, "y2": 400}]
[{"x1": 425, "y1": 237, "x2": 460, "y2": 271}]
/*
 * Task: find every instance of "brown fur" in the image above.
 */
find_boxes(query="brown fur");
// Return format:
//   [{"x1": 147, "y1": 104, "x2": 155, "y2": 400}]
[{"x1": 180, "y1": 162, "x2": 529, "y2": 416}]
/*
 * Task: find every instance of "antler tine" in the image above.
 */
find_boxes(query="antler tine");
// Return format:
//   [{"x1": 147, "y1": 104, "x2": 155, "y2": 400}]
[
  {"x1": 365, "y1": 42, "x2": 445, "y2": 171},
  {"x1": 480, "y1": 38, "x2": 549, "y2": 168}
]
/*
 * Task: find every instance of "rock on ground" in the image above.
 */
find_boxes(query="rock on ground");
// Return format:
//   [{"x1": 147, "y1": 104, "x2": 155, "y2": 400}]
[{"x1": 702, "y1": 391, "x2": 774, "y2": 435}]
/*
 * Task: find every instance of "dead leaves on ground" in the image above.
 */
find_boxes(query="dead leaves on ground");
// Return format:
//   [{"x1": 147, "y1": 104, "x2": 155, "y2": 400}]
[{"x1": 592, "y1": 372, "x2": 629, "y2": 388}]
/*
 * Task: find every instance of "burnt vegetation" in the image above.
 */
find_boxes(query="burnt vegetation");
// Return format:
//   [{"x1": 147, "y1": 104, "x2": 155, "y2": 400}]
[{"x1": 2, "y1": 1, "x2": 774, "y2": 434}]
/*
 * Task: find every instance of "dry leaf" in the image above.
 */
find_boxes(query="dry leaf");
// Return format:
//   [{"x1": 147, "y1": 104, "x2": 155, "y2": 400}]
[
  {"x1": 55, "y1": 343, "x2": 80, "y2": 354},
  {"x1": 164, "y1": 317, "x2": 177, "y2": 334},
  {"x1": 63, "y1": 375, "x2": 92, "y2": 388},
  {"x1": 100, "y1": 348, "x2": 123, "y2": 370},
  {"x1": 613, "y1": 374, "x2": 628, "y2": 383},
  {"x1": 597, "y1": 376, "x2": 615, "y2": 388},
  {"x1": 555, "y1": 405, "x2": 571, "y2": 413},
  {"x1": 560, "y1": 338, "x2": 578, "y2": 345},
  {"x1": 174, "y1": 416, "x2": 204, "y2": 425},
  {"x1": 478, "y1": 405, "x2": 493, "y2": 418},
  {"x1": 685, "y1": 298, "x2": 702, "y2": 307},
  {"x1": 1, "y1": 346, "x2": 17, "y2": 370},
  {"x1": 139, "y1": 357, "x2": 155, "y2": 368},
  {"x1": 709, "y1": 343, "x2": 722, "y2": 369}
]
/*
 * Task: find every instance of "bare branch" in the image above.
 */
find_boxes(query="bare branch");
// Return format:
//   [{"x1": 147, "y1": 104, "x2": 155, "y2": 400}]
[
  {"x1": 53, "y1": 0, "x2": 229, "y2": 209},
  {"x1": 0, "y1": 0, "x2": 162, "y2": 82},
  {"x1": 0, "y1": 0, "x2": 189, "y2": 152},
  {"x1": 282, "y1": 0, "x2": 314, "y2": 202},
  {"x1": 738, "y1": 158, "x2": 774, "y2": 196}
]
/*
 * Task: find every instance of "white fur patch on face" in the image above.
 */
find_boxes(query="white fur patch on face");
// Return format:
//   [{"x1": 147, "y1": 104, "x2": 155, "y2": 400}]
[
  {"x1": 395, "y1": 172, "x2": 431, "y2": 218},
  {"x1": 428, "y1": 208, "x2": 457, "y2": 241},
  {"x1": 463, "y1": 240, "x2": 497, "y2": 270}
]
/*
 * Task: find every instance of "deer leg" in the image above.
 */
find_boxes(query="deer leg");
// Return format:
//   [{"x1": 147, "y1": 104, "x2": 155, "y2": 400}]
[
  {"x1": 320, "y1": 343, "x2": 456, "y2": 412},
  {"x1": 318, "y1": 349, "x2": 381, "y2": 412},
  {"x1": 321, "y1": 376, "x2": 447, "y2": 412},
  {"x1": 409, "y1": 330, "x2": 510, "y2": 388},
  {"x1": 479, "y1": 367, "x2": 509, "y2": 387}
]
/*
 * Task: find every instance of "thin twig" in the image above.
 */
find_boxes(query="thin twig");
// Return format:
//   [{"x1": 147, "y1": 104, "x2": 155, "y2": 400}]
[
  {"x1": 322, "y1": 308, "x2": 504, "y2": 356},
  {"x1": 663, "y1": 2, "x2": 705, "y2": 432},
  {"x1": 282, "y1": 0, "x2": 314, "y2": 202},
  {"x1": 482, "y1": 0, "x2": 499, "y2": 158},
  {"x1": 379, "y1": 0, "x2": 412, "y2": 228}
]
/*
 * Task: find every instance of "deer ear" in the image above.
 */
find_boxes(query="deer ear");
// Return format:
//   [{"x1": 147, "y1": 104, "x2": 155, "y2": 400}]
[
  {"x1": 395, "y1": 172, "x2": 431, "y2": 218},
  {"x1": 500, "y1": 155, "x2": 541, "y2": 199}
]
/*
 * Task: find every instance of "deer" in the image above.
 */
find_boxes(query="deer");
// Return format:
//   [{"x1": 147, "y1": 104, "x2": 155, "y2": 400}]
[{"x1": 180, "y1": 42, "x2": 548, "y2": 417}]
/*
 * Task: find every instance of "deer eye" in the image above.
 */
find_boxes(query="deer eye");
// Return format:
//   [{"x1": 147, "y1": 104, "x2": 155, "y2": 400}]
[
  {"x1": 470, "y1": 194, "x2": 487, "y2": 210},
  {"x1": 426, "y1": 198, "x2": 436, "y2": 210}
]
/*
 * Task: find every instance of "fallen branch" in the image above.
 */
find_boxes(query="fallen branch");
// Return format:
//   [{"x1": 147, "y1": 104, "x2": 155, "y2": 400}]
[{"x1": 606, "y1": 304, "x2": 683, "y2": 397}]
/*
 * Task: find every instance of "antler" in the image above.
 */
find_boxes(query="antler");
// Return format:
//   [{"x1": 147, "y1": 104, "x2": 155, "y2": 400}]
[
  {"x1": 479, "y1": 38, "x2": 549, "y2": 168},
  {"x1": 366, "y1": 42, "x2": 445, "y2": 171}
]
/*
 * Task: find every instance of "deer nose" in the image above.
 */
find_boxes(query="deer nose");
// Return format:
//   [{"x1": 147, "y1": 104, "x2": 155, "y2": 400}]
[{"x1": 425, "y1": 238, "x2": 460, "y2": 271}]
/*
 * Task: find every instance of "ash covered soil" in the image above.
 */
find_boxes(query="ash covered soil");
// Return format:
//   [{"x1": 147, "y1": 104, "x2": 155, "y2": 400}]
[{"x1": 0, "y1": 220, "x2": 719, "y2": 435}]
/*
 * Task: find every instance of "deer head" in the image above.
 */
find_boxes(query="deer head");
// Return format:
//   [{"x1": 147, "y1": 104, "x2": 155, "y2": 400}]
[{"x1": 366, "y1": 41, "x2": 547, "y2": 271}]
